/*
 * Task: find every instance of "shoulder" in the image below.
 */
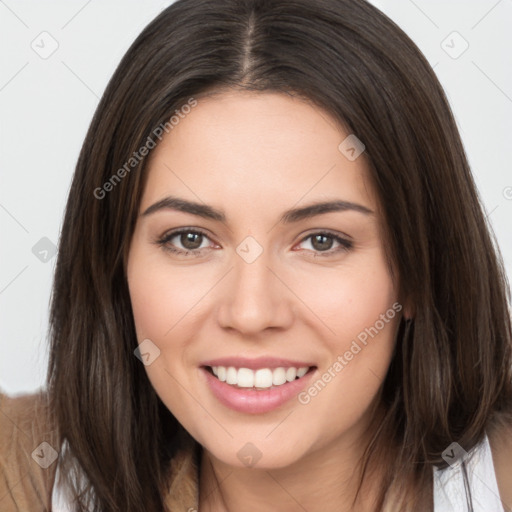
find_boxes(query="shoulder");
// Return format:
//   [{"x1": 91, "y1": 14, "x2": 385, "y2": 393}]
[
  {"x1": 0, "y1": 389, "x2": 60, "y2": 511},
  {"x1": 488, "y1": 414, "x2": 512, "y2": 512}
]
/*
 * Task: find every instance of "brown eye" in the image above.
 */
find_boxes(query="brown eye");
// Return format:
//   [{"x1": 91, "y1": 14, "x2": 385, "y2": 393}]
[
  {"x1": 156, "y1": 228, "x2": 212, "y2": 256},
  {"x1": 178, "y1": 232, "x2": 204, "y2": 250},
  {"x1": 311, "y1": 234, "x2": 334, "y2": 251},
  {"x1": 297, "y1": 232, "x2": 353, "y2": 257}
]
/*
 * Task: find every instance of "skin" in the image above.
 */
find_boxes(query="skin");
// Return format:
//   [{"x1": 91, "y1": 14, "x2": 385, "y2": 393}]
[
  {"x1": 126, "y1": 90, "x2": 409, "y2": 511},
  {"x1": 489, "y1": 422, "x2": 512, "y2": 511}
]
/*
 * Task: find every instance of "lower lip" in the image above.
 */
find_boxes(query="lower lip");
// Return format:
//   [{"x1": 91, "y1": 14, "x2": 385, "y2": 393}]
[{"x1": 200, "y1": 367, "x2": 316, "y2": 414}]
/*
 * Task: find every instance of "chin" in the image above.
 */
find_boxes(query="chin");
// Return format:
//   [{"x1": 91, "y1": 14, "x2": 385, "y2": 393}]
[{"x1": 201, "y1": 434, "x2": 310, "y2": 471}]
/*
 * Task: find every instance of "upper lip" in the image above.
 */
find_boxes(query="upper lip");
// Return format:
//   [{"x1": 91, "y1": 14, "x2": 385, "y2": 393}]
[{"x1": 200, "y1": 356, "x2": 316, "y2": 370}]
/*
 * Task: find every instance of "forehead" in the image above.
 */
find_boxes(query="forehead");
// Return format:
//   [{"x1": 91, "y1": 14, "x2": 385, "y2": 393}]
[{"x1": 142, "y1": 90, "x2": 378, "y2": 216}]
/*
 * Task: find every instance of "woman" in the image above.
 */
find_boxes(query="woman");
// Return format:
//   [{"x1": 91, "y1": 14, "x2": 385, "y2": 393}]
[{"x1": 1, "y1": 0, "x2": 511, "y2": 510}]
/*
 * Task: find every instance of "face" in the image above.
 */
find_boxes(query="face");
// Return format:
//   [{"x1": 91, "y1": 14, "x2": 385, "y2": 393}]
[{"x1": 126, "y1": 90, "x2": 403, "y2": 469}]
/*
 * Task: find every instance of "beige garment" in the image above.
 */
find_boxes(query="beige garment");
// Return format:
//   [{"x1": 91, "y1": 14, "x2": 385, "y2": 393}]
[
  {"x1": 0, "y1": 391, "x2": 200, "y2": 512},
  {"x1": 0, "y1": 391, "x2": 59, "y2": 511}
]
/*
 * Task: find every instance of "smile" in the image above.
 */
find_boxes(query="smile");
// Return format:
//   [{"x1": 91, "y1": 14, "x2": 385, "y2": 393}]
[
  {"x1": 208, "y1": 365, "x2": 311, "y2": 389},
  {"x1": 200, "y1": 364, "x2": 317, "y2": 414}
]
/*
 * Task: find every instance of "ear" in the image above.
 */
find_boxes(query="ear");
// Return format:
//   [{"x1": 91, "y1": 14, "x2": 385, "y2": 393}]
[
  {"x1": 403, "y1": 306, "x2": 414, "y2": 321},
  {"x1": 399, "y1": 295, "x2": 415, "y2": 321}
]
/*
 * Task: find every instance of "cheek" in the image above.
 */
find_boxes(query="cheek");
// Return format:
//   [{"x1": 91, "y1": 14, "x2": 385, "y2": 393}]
[
  {"x1": 291, "y1": 249, "x2": 400, "y2": 416},
  {"x1": 293, "y1": 251, "x2": 398, "y2": 345},
  {"x1": 127, "y1": 248, "x2": 204, "y2": 342},
  {"x1": 293, "y1": 261, "x2": 399, "y2": 447},
  {"x1": 127, "y1": 245, "x2": 201, "y2": 416}
]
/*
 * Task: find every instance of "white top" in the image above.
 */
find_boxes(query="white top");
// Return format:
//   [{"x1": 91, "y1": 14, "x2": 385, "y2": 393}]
[
  {"x1": 433, "y1": 433, "x2": 505, "y2": 511},
  {"x1": 52, "y1": 435, "x2": 505, "y2": 511}
]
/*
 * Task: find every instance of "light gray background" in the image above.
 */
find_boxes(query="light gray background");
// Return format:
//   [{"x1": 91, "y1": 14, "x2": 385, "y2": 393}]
[{"x1": 1, "y1": 0, "x2": 511, "y2": 394}]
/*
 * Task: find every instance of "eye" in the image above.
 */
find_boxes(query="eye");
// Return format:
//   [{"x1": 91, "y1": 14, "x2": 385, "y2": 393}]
[
  {"x1": 155, "y1": 228, "x2": 353, "y2": 258},
  {"x1": 156, "y1": 228, "x2": 215, "y2": 256},
  {"x1": 295, "y1": 231, "x2": 353, "y2": 257}
]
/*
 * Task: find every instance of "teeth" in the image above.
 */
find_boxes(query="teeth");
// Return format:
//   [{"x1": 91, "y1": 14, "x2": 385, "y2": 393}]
[
  {"x1": 285, "y1": 367, "x2": 297, "y2": 381},
  {"x1": 254, "y1": 368, "x2": 273, "y2": 388},
  {"x1": 272, "y1": 367, "x2": 287, "y2": 386},
  {"x1": 226, "y1": 366, "x2": 237, "y2": 384},
  {"x1": 216, "y1": 366, "x2": 226, "y2": 382},
  {"x1": 210, "y1": 366, "x2": 310, "y2": 389},
  {"x1": 237, "y1": 368, "x2": 255, "y2": 387}
]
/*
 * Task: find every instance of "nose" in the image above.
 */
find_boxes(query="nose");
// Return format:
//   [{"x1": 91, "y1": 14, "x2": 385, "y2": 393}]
[{"x1": 216, "y1": 245, "x2": 295, "y2": 335}]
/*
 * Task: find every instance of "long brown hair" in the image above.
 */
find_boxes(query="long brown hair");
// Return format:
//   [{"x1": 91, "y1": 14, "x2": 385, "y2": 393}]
[{"x1": 47, "y1": 0, "x2": 512, "y2": 510}]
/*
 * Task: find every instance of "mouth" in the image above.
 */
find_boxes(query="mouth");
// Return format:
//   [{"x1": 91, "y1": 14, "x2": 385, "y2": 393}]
[
  {"x1": 202, "y1": 365, "x2": 317, "y2": 390},
  {"x1": 200, "y1": 363, "x2": 318, "y2": 414},
  {"x1": 199, "y1": 355, "x2": 318, "y2": 413}
]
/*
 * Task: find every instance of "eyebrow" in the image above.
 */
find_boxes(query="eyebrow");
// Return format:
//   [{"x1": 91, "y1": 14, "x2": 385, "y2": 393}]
[{"x1": 141, "y1": 195, "x2": 374, "y2": 223}]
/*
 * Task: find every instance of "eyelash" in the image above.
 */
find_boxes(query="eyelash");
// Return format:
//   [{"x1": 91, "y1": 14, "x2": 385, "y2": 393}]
[{"x1": 155, "y1": 228, "x2": 353, "y2": 258}]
